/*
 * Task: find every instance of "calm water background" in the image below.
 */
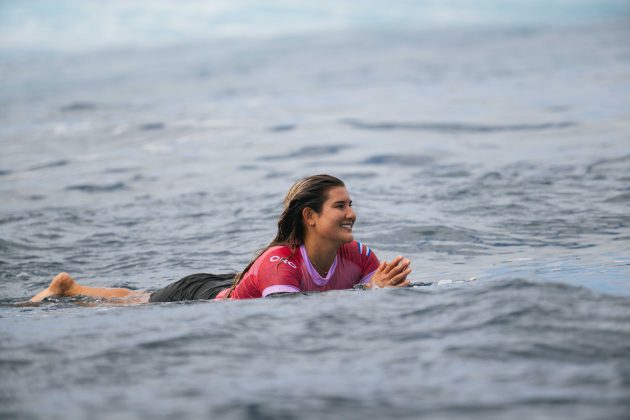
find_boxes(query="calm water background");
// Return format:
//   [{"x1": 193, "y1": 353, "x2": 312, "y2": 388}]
[{"x1": 1, "y1": 1, "x2": 630, "y2": 419}]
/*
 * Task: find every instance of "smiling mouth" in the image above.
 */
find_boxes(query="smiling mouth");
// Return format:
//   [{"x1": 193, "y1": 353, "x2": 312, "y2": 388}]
[{"x1": 341, "y1": 223, "x2": 353, "y2": 230}]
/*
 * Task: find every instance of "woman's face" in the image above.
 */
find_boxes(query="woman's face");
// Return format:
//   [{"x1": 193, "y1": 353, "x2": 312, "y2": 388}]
[{"x1": 309, "y1": 186, "x2": 356, "y2": 245}]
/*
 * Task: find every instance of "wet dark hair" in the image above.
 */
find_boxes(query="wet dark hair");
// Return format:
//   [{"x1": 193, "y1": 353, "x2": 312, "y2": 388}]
[{"x1": 227, "y1": 174, "x2": 345, "y2": 296}]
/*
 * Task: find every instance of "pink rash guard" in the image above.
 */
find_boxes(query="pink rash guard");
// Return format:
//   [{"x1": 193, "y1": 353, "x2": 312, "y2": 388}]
[{"x1": 215, "y1": 241, "x2": 379, "y2": 300}]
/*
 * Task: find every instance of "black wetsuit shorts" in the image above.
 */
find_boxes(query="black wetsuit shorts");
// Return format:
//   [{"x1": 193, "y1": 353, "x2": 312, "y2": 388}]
[{"x1": 149, "y1": 273, "x2": 235, "y2": 303}]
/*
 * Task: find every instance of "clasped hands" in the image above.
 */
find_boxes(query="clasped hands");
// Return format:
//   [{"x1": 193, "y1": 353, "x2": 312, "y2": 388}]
[{"x1": 368, "y1": 255, "x2": 412, "y2": 289}]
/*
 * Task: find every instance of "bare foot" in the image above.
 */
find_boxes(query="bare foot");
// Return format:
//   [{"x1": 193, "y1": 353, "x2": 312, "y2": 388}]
[{"x1": 29, "y1": 272, "x2": 77, "y2": 302}]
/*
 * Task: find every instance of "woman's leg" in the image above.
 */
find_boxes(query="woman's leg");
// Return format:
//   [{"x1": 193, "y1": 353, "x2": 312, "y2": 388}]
[{"x1": 29, "y1": 272, "x2": 148, "y2": 302}]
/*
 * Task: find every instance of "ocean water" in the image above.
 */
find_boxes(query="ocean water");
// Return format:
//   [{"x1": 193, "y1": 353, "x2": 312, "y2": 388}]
[{"x1": 1, "y1": 1, "x2": 630, "y2": 419}]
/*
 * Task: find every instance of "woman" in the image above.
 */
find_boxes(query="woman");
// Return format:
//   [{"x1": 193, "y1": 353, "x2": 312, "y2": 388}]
[{"x1": 29, "y1": 174, "x2": 411, "y2": 303}]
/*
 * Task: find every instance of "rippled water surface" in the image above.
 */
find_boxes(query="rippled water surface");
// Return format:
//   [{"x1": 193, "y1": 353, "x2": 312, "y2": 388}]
[{"x1": 1, "y1": 2, "x2": 630, "y2": 419}]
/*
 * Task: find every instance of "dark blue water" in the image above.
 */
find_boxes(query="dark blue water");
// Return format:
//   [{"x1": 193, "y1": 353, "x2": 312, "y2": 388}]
[{"x1": 1, "y1": 2, "x2": 630, "y2": 419}]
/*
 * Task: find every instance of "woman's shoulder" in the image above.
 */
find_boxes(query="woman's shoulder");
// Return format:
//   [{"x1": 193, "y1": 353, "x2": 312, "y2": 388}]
[
  {"x1": 340, "y1": 240, "x2": 374, "y2": 258},
  {"x1": 253, "y1": 245, "x2": 302, "y2": 272},
  {"x1": 260, "y1": 245, "x2": 296, "y2": 257}
]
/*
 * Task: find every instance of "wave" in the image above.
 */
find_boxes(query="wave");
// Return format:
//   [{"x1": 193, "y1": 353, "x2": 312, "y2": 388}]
[
  {"x1": 343, "y1": 118, "x2": 576, "y2": 133},
  {"x1": 259, "y1": 145, "x2": 348, "y2": 161},
  {"x1": 65, "y1": 182, "x2": 128, "y2": 193}
]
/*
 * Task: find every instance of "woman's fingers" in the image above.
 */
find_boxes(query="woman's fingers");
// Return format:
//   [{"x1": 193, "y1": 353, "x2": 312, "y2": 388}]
[
  {"x1": 382, "y1": 256, "x2": 404, "y2": 274},
  {"x1": 396, "y1": 258, "x2": 410, "y2": 270},
  {"x1": 388, "y1": 267, "x2": 412, "y2": 286},
  {"x1": 386, "y1": 258, "x2": 410, "y2": 276},
  {"x1": 376, "y1": 260, "x2": 386, "y2": 274},
  {"x1": 372, "y1": 257, "x2": 412, "y2": 288}
]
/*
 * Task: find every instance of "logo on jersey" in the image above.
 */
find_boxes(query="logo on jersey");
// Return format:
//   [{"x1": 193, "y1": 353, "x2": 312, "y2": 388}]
[
  {"x1": 357, "y1": 241, "x2": 371, "y2": 257},
  {"x1": 269, "y1": 255, "x2": 297, "y2": 269}
]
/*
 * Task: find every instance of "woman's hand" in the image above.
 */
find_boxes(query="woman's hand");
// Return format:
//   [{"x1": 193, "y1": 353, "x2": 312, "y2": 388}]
[{"x1": 368, "y1": 256, "x2": 412, "y2": 288}]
